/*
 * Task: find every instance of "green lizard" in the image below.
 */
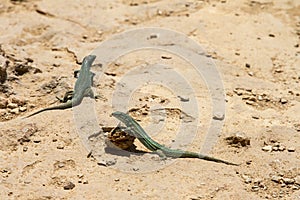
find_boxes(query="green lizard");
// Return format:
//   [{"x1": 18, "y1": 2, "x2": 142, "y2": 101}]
[
  {"x1": 112, "y1": 111, "x2": 239, "y2": 166},
  {"x1": 25, "y1": 55, "x2": 96, "y2": 118}
]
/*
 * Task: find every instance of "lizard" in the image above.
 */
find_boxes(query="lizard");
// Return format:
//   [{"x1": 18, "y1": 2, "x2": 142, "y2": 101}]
[
  {"x1": 112, "y1": 111, "x2": 239, "y2": 166},
  {"x1": 24, "y1": 55, "x2": 96, "y2": 118}
]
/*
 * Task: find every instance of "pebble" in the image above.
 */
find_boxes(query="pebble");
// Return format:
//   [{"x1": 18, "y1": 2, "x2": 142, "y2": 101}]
[
  {"x1": 9, "y1": 108, "x2": 19, "y2": 114},
  {"x1": 287, "y1": 147, "x2": 295, "y2": 152},
  {"x1": 225, "y1": 132, "x2": 250, "y2": 147},
  {"x1": 97, "y1": 158, "x2": 117, "y2": 167},
  {"x1": 177, "y1": 95, "x2": 189, "y2": 102},
  {"x1": 278, "y1": 146, "x2": 285, "y2": 151},
  {"x1": 291, "y1": 185, "x2": 299, "y2": 190},
  {"x1": 280, "y1": 98, "x2": 288, "y2": 104},
  {"x1": 0, "y1": 97, "x2": 8, "y2": 109},
  {"x1": 212, "y1": 112, "x2": 225, "y2": 120},
  {"x1": 11, "y1": 96, "x2": 27, "y2": 106},
  {"x1": 271, "y1": 175, "x2": 282, "y2": 183},
  {"x1": 63, "y1": 181, "x2": 75, "y2": 190},
  {"x1": 272, "y1": 146, "x2": 279, "y2": 151},
  {"x1": 242, "y1": 174, "x2": 252, "y2": 184},
  {"x1": 295, "y1": 176, "x2": 300, "y2": 185},
  {"x1": 248, "y1": 71, "x2": 254, "y2": 76},
  {"x1": 257, "y1": 95, "x2": 263, "y2": 101},
  {"x1": 253, "y1": 178, "x2": 263, "y2": 184},
  {"x1": 7, "y1": 103, "x2": 18, "y2": 109},
  {"x1": 282, "y1": 178, "x2": 294, "y2": 185},
  {"x1": 19, "y1": 106, "x2": 27, "y2": 112},
  {"x1": 262, "y1": 145, "x2": 272, "y2": 152},
  {"x1": 252, "y1": 185, "x2": 259, "y2": 191}
]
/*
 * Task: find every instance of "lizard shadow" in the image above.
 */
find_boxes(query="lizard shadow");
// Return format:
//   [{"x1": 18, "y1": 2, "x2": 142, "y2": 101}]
[{"x1": 104, "y1": 145, "x2": 149, "y2": 158}]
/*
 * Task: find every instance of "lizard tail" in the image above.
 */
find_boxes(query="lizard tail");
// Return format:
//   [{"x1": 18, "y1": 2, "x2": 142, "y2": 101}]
[
  {"x1": 23, "y1": 102, "x2": 72, "y2": 118},
  {"x1": 198, "y1": 154, "x2": 240, "y2": 166}
]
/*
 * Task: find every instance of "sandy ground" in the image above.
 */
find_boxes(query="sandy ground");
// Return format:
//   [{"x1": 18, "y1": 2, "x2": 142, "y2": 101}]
[{"x1": 0, "y1": 0, "x2": 299, "y2": 199}]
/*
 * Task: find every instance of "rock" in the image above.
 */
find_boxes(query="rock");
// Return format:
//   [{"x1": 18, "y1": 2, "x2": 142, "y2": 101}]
[
  {"x1": 7, "y1": 103, "x2": 18, "y2": 109},
  {"x1": 14, "y1": 63, "x2": 31, "y2": 76},
  {"x1": 213, "y1": 112, "x2": 225, "y2": 120},
  {"x1": 242, "y1": 174, "x2": 252, "y2": 184},
  {"x1": 257, "y1": 95, "x2": 263, "y2": 101},
  {"x1": 280, "y1": 98, "x2": 288, "y2": 104},
  {"x1": 278, "y1": 146, "x2": 285, "y2": 151},
  {"x1": 177, "y1": 95, "x2": 189, "y2": 102},
  {"x1": 272, "y1": 146, "x2": 279, "y2": 151},
  {"x1": 0, "y1": 59, "x2": 8, "y2": 84},
  {"x1": 271, "y1": 175, "x2": 282, "y2": 183},
  {"x1": 252, "y1": 185, "x2": 259, "y2": 191},
  {"x1": 295, "y1": 176, "x2": 300, "y2": 185},
  {"x1": 253, "y1": 178, "x2": 263, "y2": 184},
  {"x1": 63, "y1": 181, "x2": 75, "y2": 190},
  {"x1": 225, "y1": 132, "x2": 250, "y2": 147},
  {"x1": 287, "y1": 147, "x2": 295, "y2": 152},
  {"x1": 0, "y1": 97, "x2": 8, "y2": 109},
  {"x1": 19, "y1": 106, "x2": 27, "y2": 112},
  {"x1": 283, "y1": 178, "x2": 294, "y2": 185},
  {"x1": 97, "y1": 158, "x2": 117, "y2": 167},
  {"x1": 9, "y1": 108, "x2": 19, "y2": 114},
  {"x1": 262, "y1": 145, "x2": 272, "y2": 152},
  {"x1": 11, "y1": 96, "x2": 27, "y2": 106}
]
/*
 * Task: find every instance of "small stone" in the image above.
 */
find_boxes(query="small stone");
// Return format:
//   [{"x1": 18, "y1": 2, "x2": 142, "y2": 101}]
[
  {"x1": 291, "y1": 185, "x2": 299, "y2": 190},
  {"x1": 33, "y1": 138, "x2": 41, "y2": 143},
  {"x1": 254, "y1": 178, "x2": 263, "y2": 184},
  {"x1": 287, "y1": 147, "x2": 296, "y2": 152},
  {"x1": 0, "y1": 97, "x2": 8, "y2": 109},
  {"x1": 97, "y1": 160, "x2": 107, "y2": 167},
  {"x1": 262, "y1": 145, "x2": 272, "y2": 152},
  {"x1": 273, "y1": 142, "x2": 280, "y2": 147},
  {"x1": 283, "y1": 178, "x2": 294, "y2": 185},
  {"x1": 245, "y1": 63, "x2": 251, "y2": 68},
  {"x1": 23, "y1": 146, "x2": 28, "y2": 152},
  {"x1": 252, "y1": 185, "x2": 259, "y2": 191},
  {"x1": 225, "y1": 132, "x2": 250, "y2": 147},
  {"x1": 77, "y1": 174, "x2": 84, "y2": 179},
  {"x1": 272, "y1": 146, "x2": 279, "y2": 151},
  {"x1": 7, "y1": 103, "x2": 18, "y2": 109},
  {"x1": 63, "y1": 181, "x2": 75, "y2": 190},
  {"x1": 268, "y1": 33, "x2": 275, "y2": 37},
  {"x1": 280, "y1": 98, "x2": 288, "y2": 104},
  {"x1": 245, "y1": 100, "x2": 255, "y2": 105},
  {"x1": 114, "y1": 178, "x2": 120, "y2": 182},
  {"x1": 161, "y1": 55, "x2": 172, "y2": 59},
  {"x1": 295, "y1": 176, "x2": 300, "y2": 185},
  {"x1": 9, "y1": 108, "x2": 19, "y2": 114},
  {"x1": 213, "y1": 112, "x2": 225, "y2": 120},
  {"x1": 57, "y1": 144, "x2": 64, "y2": 149},
  {"x1": 19, "y1": 106, "x2": 27, "y2": 112},
  {"x1": 83, "y1": 180, "x2": 88, "y2": 184},
  {"x1": 58, "y1": 163, "x2": 65, "y2": 168},
  {"x1": 271, "y1": 175, "x2": 282, "y2": 183},
  {"x1": 257, "y1": 95, "x2": 263, "y2": 101},
  {"x1": 177, "y1": 95, "x2": 189, "y2": 102},
  {"x1": 242, "y1": 174, "x2": 252, "y2": 184},
  {"x1": 278, "y1": 146, "x2": 285, "y2": 151},
  {"x1": 11, "y1": 96, "x2": 27, "y2": 106},
  {"x1": 248, "y1": 71, "x2": 254, "y2": 76}
]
